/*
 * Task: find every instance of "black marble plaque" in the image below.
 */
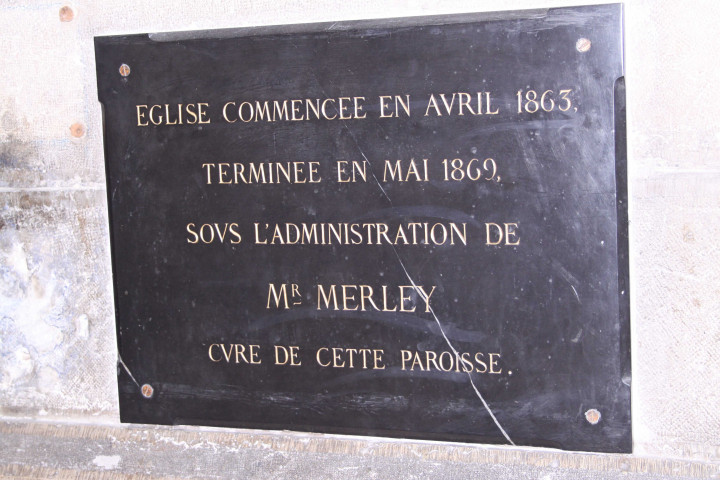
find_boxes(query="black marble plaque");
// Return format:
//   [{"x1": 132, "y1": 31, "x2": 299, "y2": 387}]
[{"x1": 95, "y1": 4, "x2": 629, "y2": 453}]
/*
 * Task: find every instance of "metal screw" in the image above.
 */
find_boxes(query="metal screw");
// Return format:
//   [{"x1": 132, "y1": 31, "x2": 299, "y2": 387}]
[
  {"x1": 576, "y1": 38, "x2": 591, "y2": 53},
  {"x1": 69, "y1": 122, "x2": 85, "y2": 138},
  {"x1": 585, "y1": 408, "x2": 601, "y2": 424},
  {"x1": 141, "y1": 384, "x2": 154, "y2": 398},
  {"x1": 119, "y1": 64, "x2": 131, "y2": 77},
  {"x1": 59, "y1": 6, "x2": 74, "y2": 22}
]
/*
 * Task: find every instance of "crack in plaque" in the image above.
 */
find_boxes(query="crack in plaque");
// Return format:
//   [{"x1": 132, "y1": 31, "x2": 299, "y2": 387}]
[
  {"x1": 389, "y1": 246, "x2": 515, "y2": 445},
  {"x1": 571, "y1": 284, "x2": 581, "y2": 304},
  {"x1": 302, "y1": 66, "x2": 514, "y2": 444},
  {"x1": 117, "y1": 352, "x2": 140, "y2": 388},
  {"x1": 339, "y1": 122, "x2": 515, "y2": 446}
]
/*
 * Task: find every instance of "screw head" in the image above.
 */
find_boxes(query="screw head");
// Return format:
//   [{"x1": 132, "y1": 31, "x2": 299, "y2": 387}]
[
  {"x1": 119, "y1": 64, "x2": 131, "y2": 77},
  {"x1": 69, "y1": 122, "x2": 85, "y2": 138},
  {"x1": 576, "y1": 38, "x2": 592, "y2": 53},
  {"x1": 585, "y1": 408, "x2": 601, "y2": 424},
  {"x1": 59, "y1": 6, "x2": 74, "y2": 22},
  {"x1": 141, "y1": 384, "x2": 154, "y2": 398}
]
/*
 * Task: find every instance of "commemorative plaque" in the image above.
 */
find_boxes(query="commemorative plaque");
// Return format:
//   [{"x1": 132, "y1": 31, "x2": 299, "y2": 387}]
[{"x1": 96, "y1": 4, "x2": 629, "y2": 453}]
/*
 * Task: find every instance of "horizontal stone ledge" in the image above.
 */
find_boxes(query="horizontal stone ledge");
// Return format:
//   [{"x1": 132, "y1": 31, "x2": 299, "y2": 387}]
[{"x1": 1, "y1": 418, "x2": 719, "y2": 479}]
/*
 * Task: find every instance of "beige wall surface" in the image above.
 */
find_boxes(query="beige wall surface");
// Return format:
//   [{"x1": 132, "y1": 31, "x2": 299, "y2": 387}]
[{"x1": 0, "y1": 0, "x2": 719, "y2": 478}]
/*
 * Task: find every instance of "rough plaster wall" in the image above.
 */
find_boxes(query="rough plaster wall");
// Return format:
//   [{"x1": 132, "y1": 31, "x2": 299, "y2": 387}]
[
  {"x1": 0, "y1": 0, "x2": 719, "y2": 470},
  {"x1": 625, "y1": 1, "x2": 720, "y2": 462},
  {"x1": 0, "y1": 2, "x2": 115, "y2": 417}
]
